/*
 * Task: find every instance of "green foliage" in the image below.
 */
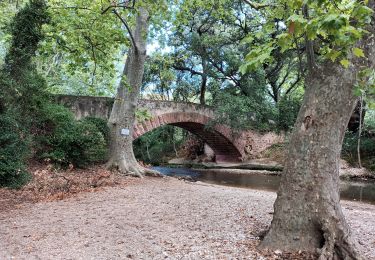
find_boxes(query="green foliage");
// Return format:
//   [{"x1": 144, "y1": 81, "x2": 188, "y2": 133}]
[
  {"x1": 4, "y1": 0, "x2": 49, "y2": 77},
  {"x1": 134, "y1": 125, "x2": 186, "y2": 165},
  {"x1": 142, "y1": 53, "x2": 176, "y2": 98},
  {"x1": 135, "y1": 108, "x2": 152, "y2": 122},
  {"x1": 38, "y1": 103, "x2": 76, "y2": 126},
  {"x1": 0, "y1": 112, "x2": 31, "y2": 188},
  {"x1": 0, "y1": 0, "x2": 49, "y2": 188},
  {"x1": 356, "y1": 69, "x2": 375, "y2": 109},
  {"x1": 0, "y1": 2, "x2": 56, "y2": 144},
  {"x1": 37, "y1": 104, "x2": 108, "y2": 168},
  {"x1": 39, "y1": 0, "x2": 126, "y2": 95},
  {"x1": 365, "y1": 110, "x2": 375, "y2": 129},
  {"x1": 12, "y1": 73, "x2": 51, "y2": 122},
  {"x1": 211, "y1": 91, "x2": 275, "y2": 131},
  {"x1": 39, "y1": 0, "x2": 173, "y2": 96},
  {"x1": 240, "y1": 0, "x2": 374, "y2": 74},
  {"x1": 0, "y1": 71, "x2": 12, "y2": 112},
  {"x1": 80, "y1": 117, "x2": 110, "y2": 143},
  {"x1": 277, "y1": 95, "x2": 302, "y2": 131},
  {"x1": 342, "y1": 131, "x2": 375, "y2": 171},
  {"x1": 0, "y1": 0, "x2": 50, "y2": 116},
  {"x1": 0, "y1": 0, "x2": 121, "y2": 187}
]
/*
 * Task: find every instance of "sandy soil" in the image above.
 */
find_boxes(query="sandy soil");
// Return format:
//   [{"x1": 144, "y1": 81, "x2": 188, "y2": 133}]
[{"x1": 1, "y1": 177, "x2": 374, "y2": 260}]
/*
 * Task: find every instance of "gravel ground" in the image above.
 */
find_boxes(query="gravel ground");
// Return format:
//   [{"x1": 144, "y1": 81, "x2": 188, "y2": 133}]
[{"x1": 0, "y1": 177, "x2": 374, "y2": 260}]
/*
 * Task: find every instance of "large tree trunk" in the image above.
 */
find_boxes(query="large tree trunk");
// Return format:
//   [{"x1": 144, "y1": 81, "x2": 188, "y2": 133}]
[
  {"x1": 260, "y1": 3, "x2": 375, "y2": 259},
  {"x1": 261, "y1": 62, "x2": 360, "y2": 259},
  {"x1": 107, "y1": 8, "x2": 158, "y2": 177}
]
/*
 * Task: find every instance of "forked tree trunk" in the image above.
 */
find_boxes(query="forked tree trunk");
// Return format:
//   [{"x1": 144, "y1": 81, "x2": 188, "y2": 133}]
[
  {"x1": 107, "y1": 8, "x2": 158, "y2": 177},
  {"x1": 261, "y1": 3, "x2": 374, "y2": 259}
]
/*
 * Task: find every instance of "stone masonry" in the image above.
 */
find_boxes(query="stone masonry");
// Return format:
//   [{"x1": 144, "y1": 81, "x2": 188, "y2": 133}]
[{"x1": 56, "y1": 95, "x2": 283, "y2": 162}]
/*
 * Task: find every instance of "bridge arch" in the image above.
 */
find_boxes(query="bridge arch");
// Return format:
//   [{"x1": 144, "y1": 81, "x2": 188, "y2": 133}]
[
  {"x1": 56, "y1": 95, "x2": 284, "y2": 162},
  {"x1": 133, "y1": 112, "x2": 242, "y2": 162}
]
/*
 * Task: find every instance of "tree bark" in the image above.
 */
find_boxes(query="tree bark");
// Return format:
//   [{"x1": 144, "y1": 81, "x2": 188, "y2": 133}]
[
  {"x1": 260, "y1": 3, "x2": 375, "y2": 259},
  {"x1": 107, "y1": 8, "x2": 158, "y2": 177},
  {"x1": 357, "y1": 96, "x2": 363, "y2": 168},
  {"x1": 200, "y1": 58, "x2": 208, "y2": 105}
]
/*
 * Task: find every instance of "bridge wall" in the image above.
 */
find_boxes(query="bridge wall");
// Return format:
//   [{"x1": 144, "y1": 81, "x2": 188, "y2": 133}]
[
  {"x1": 56, "y1": 95, "x2": 284, "y2": 162},
  {"x1": 55, "y1": 95, "x2": 214, "y2": 120},
  {"x1": 56, "y1": 95, "x2": 113, "y2": 120}
]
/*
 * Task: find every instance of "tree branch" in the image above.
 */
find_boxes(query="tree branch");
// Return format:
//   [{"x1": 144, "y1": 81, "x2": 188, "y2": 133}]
[
  {"x1": 173, "y1": 64, "x2": 205, "y2": 77},
  {"x1": 267, "y1": 89, "x2": 276, "y2": 102},
  {"x1": 101, "y1": 0, "x2": 135, "y2": 14},
  {"x1": 284, "y1": 73, "x2": 301, "y2": 96},
  {"x1": 243, "y1": 0, "x2": 271, "y2": 10},
  {"x1": 50, "y1": 6, "x2": 93, "y2": 11},
  {"x1": 112, "y1": 9, "x2": 136, "y2": 49},
  {"x1": 83, "y1": 35, "x2": 97, "y2": 87}
]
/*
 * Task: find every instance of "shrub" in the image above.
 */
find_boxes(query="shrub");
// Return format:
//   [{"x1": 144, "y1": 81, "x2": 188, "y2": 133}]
[
  {"x1": 0, "y1": 112, "x2": 31, "y2": 188},
  {"x1": 0, "y1": 0, "x2": 50, "y2": 188},
  {"x1": 80, "y1": 117, "x2": 110, "y2": 144},
  {"x1": 37, "y1": 105, "x2": 108, "y2": 168}
]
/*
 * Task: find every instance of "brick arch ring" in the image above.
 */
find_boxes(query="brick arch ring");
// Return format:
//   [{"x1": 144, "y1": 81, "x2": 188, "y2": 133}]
[{"x1": 132, "y1": 112, "x2": 242, "y2": 162}]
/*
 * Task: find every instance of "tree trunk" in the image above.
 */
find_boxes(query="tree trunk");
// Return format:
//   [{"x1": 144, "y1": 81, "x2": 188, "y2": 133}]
[
  {"x1": 357, "y1": 96, "x2": 363, "y2": 168},
  {"x1": 107, "y1": 8, "x2": 158, "y2": 177},
  {"x1": 200, "y1": 58, "x2": 208, "y2": 105},
  {"x1": 260, "y1": 62, "x2": 360, "y2": 258},
  {"x1": 260, "y1": 3, "x2": 375, "y2": 259}
]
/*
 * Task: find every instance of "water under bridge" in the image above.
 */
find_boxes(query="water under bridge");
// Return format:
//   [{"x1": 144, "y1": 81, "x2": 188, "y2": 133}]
[{"x1": 57, "y1": 95, "x2": 283, "y2": 162}]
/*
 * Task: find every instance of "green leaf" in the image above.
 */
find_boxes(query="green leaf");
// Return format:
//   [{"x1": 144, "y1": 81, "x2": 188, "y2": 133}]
[
  {"x1": 353, "y1": 86, "x2": 363, "y2": 96},
  {"x1": 240, "y1": 35, "x2": 254, "y2": 45},
  {"x1": 327, "y1": 50, "x2": 341, "y2": 62},
  {"x1": 239, "y1": 64, "x2": 248, "y2": 75},
  {"x1": 340, "y1": 59, "x2": 350, "y2": 68},
  {"x1": 276, "y1": 33, "x2": 292, "y2": 52},
  {"x1": 353, "y1": 47, "x2": 365, "y2": 58},
  {"x1": 288, "y1": 14, "x2": 307, "y2": 24}
]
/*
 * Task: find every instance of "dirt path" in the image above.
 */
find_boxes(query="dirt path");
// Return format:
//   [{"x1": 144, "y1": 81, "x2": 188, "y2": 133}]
[{"x1": 0, "y1": 177, "x2": 374, "y2": 259}]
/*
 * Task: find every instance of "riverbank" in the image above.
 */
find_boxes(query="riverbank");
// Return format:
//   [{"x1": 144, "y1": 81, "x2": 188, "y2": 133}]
[
  {"x1": 1, "y1": 177, "x2": 374, "y2": 259},
  {"x1": 168, "y1": 158, "x2": 375, "y2": 181}
]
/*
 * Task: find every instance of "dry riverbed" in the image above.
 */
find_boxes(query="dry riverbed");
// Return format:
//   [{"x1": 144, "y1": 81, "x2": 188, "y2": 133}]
[{"x1": 1, "y1": 177, "x2": 374, "y2": 259}]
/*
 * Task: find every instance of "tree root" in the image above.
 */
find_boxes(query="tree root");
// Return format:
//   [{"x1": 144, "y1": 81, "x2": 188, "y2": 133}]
[
  {"x1": 143, "y1": 168, "x2": 163, "y2": 177},
  {"x1": 318, "y1": 220, "x2": 362, "y2": 260},
  {"x1": 106, "y1": 158, "x2": 162, "y2": 178},
  {"x1": 260, "y1": 216, "x2": 362, "y2": 260}
]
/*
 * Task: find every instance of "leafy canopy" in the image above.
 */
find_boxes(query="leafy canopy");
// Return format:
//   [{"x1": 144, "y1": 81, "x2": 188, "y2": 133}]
[
  {"x1": 39, "y1": 0, "x2": 173, "y2": 95},
  {"x1": 240, "y1": 0, "x2": 374, "y2": 72}
]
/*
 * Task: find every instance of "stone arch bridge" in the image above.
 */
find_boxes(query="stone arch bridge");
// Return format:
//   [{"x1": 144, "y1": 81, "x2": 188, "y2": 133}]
[{"x1": 57, "y1": 95, "x2": 282, "y2": 162}]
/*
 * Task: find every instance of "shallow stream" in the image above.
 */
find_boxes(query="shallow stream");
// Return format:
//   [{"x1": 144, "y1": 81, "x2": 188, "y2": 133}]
[{"x1": 152, "y1": 166, "x2": 375, "y2": 205}]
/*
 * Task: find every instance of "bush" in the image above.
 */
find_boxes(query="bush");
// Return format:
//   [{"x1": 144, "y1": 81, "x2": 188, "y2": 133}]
[
  {"x1": 0, "y1": 0, "x2": 51, "y2": 188},
  {"x1": 0, "y1": 112, "x2": 31, "y2": 188},
  {"x1": 36, "y1": 103, "x2": 73, "y2": 130},
  {"x1": 80, "y1": 117, "x2": 110, "y2": 144},
  {"x1": 37, "y1": 105, "x2": 108, "y2": 168}
]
